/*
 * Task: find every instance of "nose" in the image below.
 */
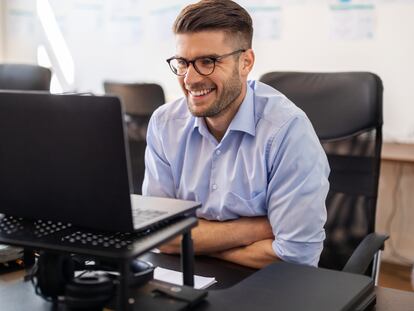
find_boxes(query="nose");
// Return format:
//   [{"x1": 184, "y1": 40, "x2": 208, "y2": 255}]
[{"x1": 183, "y1": 62, "x2": 203, "y2": 86}]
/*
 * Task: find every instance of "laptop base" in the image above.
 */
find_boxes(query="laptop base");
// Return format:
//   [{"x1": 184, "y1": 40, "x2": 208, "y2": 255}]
[{"x1": 0, "y1": 214, "x2": 198, "y2": 311}]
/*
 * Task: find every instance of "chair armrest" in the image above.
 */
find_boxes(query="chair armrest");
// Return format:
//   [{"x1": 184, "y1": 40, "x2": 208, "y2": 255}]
[{"x1": 342, "y1": 233, "x2": 389, "y2": 275}]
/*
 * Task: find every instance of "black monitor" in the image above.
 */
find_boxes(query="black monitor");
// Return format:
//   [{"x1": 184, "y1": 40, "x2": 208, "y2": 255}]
[{"x1": 0, "y1": 91, "x2": 133, "y2": 229}]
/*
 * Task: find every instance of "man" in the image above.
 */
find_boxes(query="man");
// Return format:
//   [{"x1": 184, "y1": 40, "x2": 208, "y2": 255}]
[{"x1": 142, "y1": 0, "x2": 329, "y2": 269}]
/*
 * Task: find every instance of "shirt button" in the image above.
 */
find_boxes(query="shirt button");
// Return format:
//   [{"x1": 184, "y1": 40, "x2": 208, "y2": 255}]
[
  {"x1": 215, "y1": 150, "x2": 221, "y2": 155},
  {"x1": 212, "y1": 184, "x2": 217, "y2": 190}
]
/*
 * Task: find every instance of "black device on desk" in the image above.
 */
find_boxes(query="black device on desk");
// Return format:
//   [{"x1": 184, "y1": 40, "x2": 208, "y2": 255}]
[
  {"x1": 200, "y1": 262, "x2": 376, "y2": 311},
  {"x1": 0, "y1": 91, "x2": 202, "y2": 310}
]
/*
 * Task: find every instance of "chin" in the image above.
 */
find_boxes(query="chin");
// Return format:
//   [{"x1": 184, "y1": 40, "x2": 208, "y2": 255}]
[{"x1": 188, "y1": 107, "x2": 207, "y2": 117}]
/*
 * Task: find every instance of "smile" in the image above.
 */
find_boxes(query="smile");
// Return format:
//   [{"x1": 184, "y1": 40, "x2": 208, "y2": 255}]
[{"x1": 188, "y1": 88, "x2": 215, "y2": 97}]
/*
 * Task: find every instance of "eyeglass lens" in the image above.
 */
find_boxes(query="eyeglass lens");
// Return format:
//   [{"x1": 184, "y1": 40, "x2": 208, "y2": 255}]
[{"x1": 169, "y1": 58, "x2": 215, "y2": 76}]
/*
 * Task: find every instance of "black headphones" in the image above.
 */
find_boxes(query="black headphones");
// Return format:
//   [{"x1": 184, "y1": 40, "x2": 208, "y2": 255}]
[{"x1": 31, "y1": 251, "x2": 154, "y2": 310}]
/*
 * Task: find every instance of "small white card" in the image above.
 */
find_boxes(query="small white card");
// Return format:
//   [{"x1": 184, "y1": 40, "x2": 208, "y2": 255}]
[{"x1": 154, "y1": 267, "x2": 217, "y2": 289}]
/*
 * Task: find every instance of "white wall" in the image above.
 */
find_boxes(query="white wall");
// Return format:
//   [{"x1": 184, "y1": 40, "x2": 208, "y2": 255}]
[
  {"x1": 3, "y1": 0, "x2": 414, "y2": 143},
  {"x1": 251, "y1": 3, "x2": 414, "y2": 144},
  {"x1": 2, "y1": 0, "x2": 37, "y2": 64},
  {"x1": 0, "y1": 0, "x2": 5, "y2": 61}
]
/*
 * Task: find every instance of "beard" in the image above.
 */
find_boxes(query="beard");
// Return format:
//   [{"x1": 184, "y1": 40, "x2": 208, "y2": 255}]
[{"x1": 186, "y1": 66, "x2": 242, "y2": 118}]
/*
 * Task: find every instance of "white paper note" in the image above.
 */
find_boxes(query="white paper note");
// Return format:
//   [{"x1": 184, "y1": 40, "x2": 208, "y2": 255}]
[{"x1": 154, "y1": 267, "x2": 217, "y2": 289}]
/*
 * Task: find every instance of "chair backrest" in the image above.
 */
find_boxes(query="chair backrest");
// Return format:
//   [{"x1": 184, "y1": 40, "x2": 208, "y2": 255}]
[
  {"x1": 103, "y1": 82, "x2": 165, "y2": 194},
  {"x1": 103, "y1": 82, "x2": 165, "y2": 115},
  {"x1": 0, "y1": 64, "x2": 52, "y2": 91},
  {"x1": 260, "y1": 72, "x2": 383, "y2": 271}
]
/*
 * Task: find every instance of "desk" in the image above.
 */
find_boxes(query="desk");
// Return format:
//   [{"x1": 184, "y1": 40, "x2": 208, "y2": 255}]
[
  {"x1": 0, "y1": 217, "x2": 198, "y2": 311},
  {"x1": 377, "y1": 142, "x2": 414, "y2": 264},
  {"x1": 382, "y1": 142, "x2": 414, "y2": 163},
  {"x1": 2, "y1": 253, "x2": 413, "y2": 310},
  {"x1": 142, "y1": 253, "x2": 414, "y2": 311}
]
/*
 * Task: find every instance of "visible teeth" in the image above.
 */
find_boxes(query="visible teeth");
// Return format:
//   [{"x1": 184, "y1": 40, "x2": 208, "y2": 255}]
[{"x1": 189, "y1": 88, "x2": 213, "y2": 96}]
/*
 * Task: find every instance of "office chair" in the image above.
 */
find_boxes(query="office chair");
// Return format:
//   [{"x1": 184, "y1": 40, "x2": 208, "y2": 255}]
[
  {"x1": 0, "y1": 64, "x2": 51, "y2": 91},
  {"x1": 260, "y1": 71, "x2": 389, "y2": 283},
  {"x1": 103, "y1": 82, "x2": 165, "y2": 194}
]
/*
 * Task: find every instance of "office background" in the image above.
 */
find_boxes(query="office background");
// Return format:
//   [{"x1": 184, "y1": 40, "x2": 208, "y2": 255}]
[{"x1": 0, "y1": 0, "x2": 413, "y2": 268}]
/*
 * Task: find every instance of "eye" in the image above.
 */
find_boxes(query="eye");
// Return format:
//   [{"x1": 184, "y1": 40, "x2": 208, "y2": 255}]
[
  {"x1": 198, "y1": 58, "x2": 215, "y2": 67},
  {"x1": 176, "y1": 59, "x2": 187, "y2": 67}
]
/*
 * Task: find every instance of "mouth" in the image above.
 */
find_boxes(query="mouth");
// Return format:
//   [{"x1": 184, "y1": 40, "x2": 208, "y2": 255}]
[{"x1": 187, "y1": 87, "x2": 215, "y2": 98}]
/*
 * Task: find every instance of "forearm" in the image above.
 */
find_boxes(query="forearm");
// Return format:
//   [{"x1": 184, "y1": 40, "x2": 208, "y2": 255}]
[
  {"x1": 159, "y1": 217, "x2": 273, "y2": 254},
  {"x1": 211, "y1": 239, "x2": 279, "y2": 269}
]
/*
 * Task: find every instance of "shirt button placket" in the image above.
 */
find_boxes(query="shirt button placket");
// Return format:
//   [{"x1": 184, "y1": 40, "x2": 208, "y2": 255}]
[{"x1": 211, "y1": 148, "x2": 220, "y2": 192}]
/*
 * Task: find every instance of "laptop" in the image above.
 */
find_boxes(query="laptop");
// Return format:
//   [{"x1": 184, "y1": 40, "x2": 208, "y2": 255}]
[
  {"x1": 0, "y1": 91, "x2": 200, "y2": 232},
  {"x1": 207, "y1": 262, "x2": 376, "y2": 311}
]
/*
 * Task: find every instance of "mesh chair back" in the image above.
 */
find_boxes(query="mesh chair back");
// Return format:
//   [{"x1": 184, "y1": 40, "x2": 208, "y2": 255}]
[
  {"x1": 103, "y1": 82, "x2": 165, "y2": 194},
  {"x1": 260, "y1": 72, "x2": 383, "y2": 271}
]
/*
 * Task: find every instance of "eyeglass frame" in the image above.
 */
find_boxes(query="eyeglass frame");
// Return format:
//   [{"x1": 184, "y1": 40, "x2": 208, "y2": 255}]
[{"x1": 166, "y1": 49, "x2": 246, "y2": 77}]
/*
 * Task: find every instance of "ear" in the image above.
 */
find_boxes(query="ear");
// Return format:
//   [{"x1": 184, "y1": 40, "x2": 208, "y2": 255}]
[{"x1": 239, "y1": 49, "x2": 255, "y2": 77}]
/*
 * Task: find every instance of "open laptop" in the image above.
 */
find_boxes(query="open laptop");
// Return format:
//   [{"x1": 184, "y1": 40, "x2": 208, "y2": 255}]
[{"x1": 0, "y1": 91, "x2": 200, "y2": 232}]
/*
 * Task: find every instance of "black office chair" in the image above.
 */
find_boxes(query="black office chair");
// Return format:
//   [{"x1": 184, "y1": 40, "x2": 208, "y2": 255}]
[
  {"x1": 0, "y1": 64, "x2": 51, "y2": 91},
  {"x1": 260, "y1": 71, "x2": 389, "y2": 282},
  {"x1": 103, "y1": 82, "x2": 165, "y2": 194}
]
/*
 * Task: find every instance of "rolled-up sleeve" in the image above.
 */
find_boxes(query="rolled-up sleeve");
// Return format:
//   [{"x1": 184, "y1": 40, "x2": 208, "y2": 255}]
[{"x1": 267, "y1": 115, "x2": 330, "y2": 267}]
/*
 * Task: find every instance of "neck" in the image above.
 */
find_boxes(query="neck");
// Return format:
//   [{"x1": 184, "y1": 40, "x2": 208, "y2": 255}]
[{"x1": 205, "y1": 84, "x2": 247, "y2": 142}]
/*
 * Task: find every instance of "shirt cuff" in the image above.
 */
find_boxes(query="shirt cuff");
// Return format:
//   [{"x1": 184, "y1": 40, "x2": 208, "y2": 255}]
[{"x1": 272, "y1": 238, "x2": 323, "y2": 267}]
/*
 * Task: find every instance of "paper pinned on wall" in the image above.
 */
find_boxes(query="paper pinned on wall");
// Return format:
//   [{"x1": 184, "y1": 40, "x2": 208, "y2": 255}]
[
  {"x1": 6, "y1": 5, "x2": 37, "y2": 38},
  {"x1": 146, "y1": 1, "x2": 188, "y2": 42},
  {"x1": 246, "y1": 5, "x2": 283, "y2": 41},
  {"x1": 329, "y1": 0, "x2": 376, "y2": 40}
]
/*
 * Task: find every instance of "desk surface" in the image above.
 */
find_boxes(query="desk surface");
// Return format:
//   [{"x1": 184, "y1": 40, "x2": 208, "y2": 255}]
[
  {"x1": 1, "y1": 253, "x2": 414, "y2": 310},
  {"x1": 140, "y1": 252, "x2": 256, "y2": 290},
  {"x1": 143, "y1": 253, "x2": 414, "y2": 311},
  {"x1": 382, "y1": 142, "x2": 414, "y2": 163}
]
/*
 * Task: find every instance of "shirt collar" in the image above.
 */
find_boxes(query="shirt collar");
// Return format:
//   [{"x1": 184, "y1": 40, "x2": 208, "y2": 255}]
[
  {"x1": 192, "y1": 82, "x2": 256, "y2": 137},
  {"x1": 227, "y1": 83, "x2": 256, "y2": 136}
]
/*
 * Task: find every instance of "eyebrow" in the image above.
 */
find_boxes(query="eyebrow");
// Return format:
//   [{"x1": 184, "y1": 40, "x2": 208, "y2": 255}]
[{"x1": 173, "y1": 53, "x2": 221, "y2": 60}]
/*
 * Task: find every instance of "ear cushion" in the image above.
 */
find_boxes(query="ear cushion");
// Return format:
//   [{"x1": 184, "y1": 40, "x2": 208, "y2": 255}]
[
  {"x1": 35, "y1": 255, "x2": 151, "y2": 307},
  {"x1": 129, "y1": 259, "x2": 154, "y2": 287},
  {"x1": 35, "y1": 253, "x2": 75, "y2": 298},
  {"x1": 65, "y1": 275, "x2": 114, "y2": 310}
]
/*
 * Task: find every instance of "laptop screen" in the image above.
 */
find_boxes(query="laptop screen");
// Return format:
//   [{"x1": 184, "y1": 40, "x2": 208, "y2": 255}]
[{"x1": 0, "y1": 91, "x2": 135, "y2": 231}]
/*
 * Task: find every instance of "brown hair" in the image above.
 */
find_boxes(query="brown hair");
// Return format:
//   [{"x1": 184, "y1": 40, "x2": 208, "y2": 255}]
[{"x1": 173, "y1": 0, "x2": 253, "y2": 49}]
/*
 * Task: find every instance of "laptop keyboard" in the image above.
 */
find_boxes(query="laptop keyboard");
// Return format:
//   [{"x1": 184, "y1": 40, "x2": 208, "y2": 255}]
[
  {"x1": 132, "y1": 208, "x2": 168, "y2": 224},
  {"x1": 0, "y1": 211, "x2": 179, "y2": 251}
]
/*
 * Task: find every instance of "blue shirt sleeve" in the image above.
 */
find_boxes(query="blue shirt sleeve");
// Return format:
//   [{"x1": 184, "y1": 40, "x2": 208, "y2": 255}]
[
  {"x1": 267, "y1": 115, "x2": 329, "y2": 267},
  {"x1": 142, "y1": 112, "x2": 176, "y2": 198}
]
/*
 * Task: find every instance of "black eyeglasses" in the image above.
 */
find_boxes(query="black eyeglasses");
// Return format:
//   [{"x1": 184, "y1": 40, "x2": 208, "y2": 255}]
[{"x1": 166, "y1": 49, "x2": 246, "y2": 77}]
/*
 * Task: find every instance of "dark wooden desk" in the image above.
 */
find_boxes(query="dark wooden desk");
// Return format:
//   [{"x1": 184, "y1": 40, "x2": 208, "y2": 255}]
[
  {"x1": 1, "y1": 253, "x2": 414, "y2": 310},
  {"x1": 141, "y1": 253, "x2": 414, "y2": 311},
  {"x1": 140, "y1": 252, "x2": 256, "y2": 290}
]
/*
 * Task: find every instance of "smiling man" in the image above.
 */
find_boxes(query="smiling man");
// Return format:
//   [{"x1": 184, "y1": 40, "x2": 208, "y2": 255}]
[{"x1": 142, "y1": 0, "x2": 330, "y2": 269}]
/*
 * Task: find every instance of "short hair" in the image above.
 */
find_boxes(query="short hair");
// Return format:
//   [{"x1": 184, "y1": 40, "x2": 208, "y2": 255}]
[{"x1": 173, "y1": 0, "x2": 253, "y2": 49}]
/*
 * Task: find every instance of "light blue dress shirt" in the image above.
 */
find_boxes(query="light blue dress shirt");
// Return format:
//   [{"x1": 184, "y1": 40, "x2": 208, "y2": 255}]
[{"x1": 142, "y1": 80, "x2": 329, "y2": 266}]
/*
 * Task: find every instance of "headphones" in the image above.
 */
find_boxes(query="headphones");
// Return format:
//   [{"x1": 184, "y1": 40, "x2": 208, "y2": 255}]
[{"x1": 31, "y1": 251, "x2": 154, "y2": 310}]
